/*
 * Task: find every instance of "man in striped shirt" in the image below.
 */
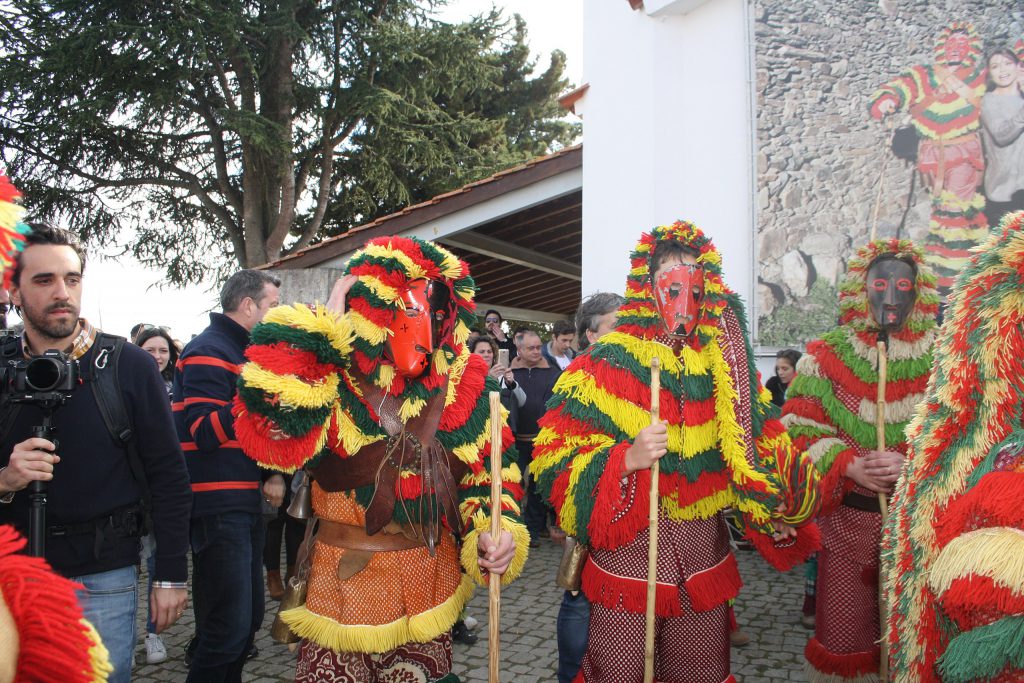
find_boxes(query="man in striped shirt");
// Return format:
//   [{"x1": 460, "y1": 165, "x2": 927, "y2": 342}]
[{"x1": 174, "y1": 269, "x2": 282, "y2": 682}]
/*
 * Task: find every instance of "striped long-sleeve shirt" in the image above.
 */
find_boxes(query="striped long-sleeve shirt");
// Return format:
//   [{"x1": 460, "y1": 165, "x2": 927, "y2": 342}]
[{"x1": 173, "y1": 312, "x2": 262, "y2": 518}]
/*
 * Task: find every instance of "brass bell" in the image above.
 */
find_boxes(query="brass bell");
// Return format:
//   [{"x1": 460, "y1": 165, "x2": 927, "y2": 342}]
[
  {"x1": 270, "y1": 575, "x2": 308, "y2": 644},
  {"x1": 287, "y1": 470, "x2": 312, "y2": 520}
]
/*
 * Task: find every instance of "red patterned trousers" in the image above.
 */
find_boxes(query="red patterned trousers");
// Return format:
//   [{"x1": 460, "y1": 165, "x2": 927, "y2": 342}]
[{"x1": 295, "y1": 634, "x2": 453, "y2": 683}]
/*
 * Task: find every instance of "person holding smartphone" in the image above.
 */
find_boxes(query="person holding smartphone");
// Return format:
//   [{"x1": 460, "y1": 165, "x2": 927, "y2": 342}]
[{"x1": 482, "y1": 309, "x2": 517, "y2": 362}]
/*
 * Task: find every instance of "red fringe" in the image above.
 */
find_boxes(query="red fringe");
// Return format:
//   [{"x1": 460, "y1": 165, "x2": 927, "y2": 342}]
[
  {"x1": 685, "y1": 552, "x2": 743, "y2": 612},
  {"x1": 232, "y1": 399, "x2": 325, "y2": 469},
  {"x1": 0, "y1": 526, "x2": 99, "y2": 683},
  {"x1": 941, "y1": 574, "x2": 1024, "y2": 632},
  {"x1": 582, "y1": 556, "x2": 682, "y2": 618},
  {"x1": 746, "y1": 522, "x2": 820, "y2": 572},
  {"x1": 811, "y1": 339, "x2": 928, "y2": 402},
  {"x1": 672, "y1": 470, "x2": 730, "y2": 509},
  {"x1": 245, "y1": 342, "x2": 336, "y2": 381},
  {"x1": 817, "y1": 448, "x2": 857, "y2": 516},
  {"x1": 348, "y1": 261, "x2": 409, "y2": 290},
  {"x1": 571, "y1": 354, "x2": 684, "y2": 424},
  {"x1": 804, "y1": 636, "x2": 879, "y2": 678},
  {"x1": 438, "y1": 354, "x2": 486, "y2": 430},
  {"x1": 588, "y1": 443, "x2": 649, "y2": 550},
  {"x1": 935, "y1": 471, "x2": 1024, "y2": 547}
]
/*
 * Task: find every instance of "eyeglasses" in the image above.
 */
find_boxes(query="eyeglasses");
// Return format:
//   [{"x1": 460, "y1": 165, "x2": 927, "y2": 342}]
[{"x1": 132, "y1": 323, "x2": 171, "y2": 343}]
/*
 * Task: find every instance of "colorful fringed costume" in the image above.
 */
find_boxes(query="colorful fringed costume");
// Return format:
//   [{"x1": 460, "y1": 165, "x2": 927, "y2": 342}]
[
  {"x1": 233, "y1": 236, "x2": 527, "y2": 682},
  {"x1": 869, "y1": 22, "x2": 988, "y2": 296},
  {"x1": 884, "y1": 211, "x2": 1024, "y2": 683},
  {"x1": 781, "y1": 240, "x2": 938, "y2": 682},
  {"x1": 0, "y1": 175, "x2": 30, "y2": 292},
  {"x1": 532, "y1": 221, "x2": 821, "y2": 683},
  {"x1": 0, "y1": 525, "x2": 112, "y2": 682}
]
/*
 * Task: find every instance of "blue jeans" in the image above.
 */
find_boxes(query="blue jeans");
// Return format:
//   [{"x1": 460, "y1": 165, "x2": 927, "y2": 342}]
[
  {"x1": 72, "y1": 565, "x2": 138, "y2": 683},
  {"x1": 557, "y1": 590, "x2": 590, "y2": 683},
  {"x1": 188, "y1": 511, "x2": 265, "y2": 683}
]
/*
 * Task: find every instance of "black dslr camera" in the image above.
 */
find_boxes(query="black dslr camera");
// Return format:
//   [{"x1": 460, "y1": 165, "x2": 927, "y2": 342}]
[{"x1": 2, "y1": 349, "x2": 79, "y2": 407}]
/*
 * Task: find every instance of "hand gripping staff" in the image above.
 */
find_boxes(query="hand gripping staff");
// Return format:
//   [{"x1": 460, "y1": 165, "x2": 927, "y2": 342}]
[
  {"x1": 875, "y1": 337, "x2": 889, "y2": 682},
  {"x1": 488, "y1": 391, "x2": 503, "y2": 683},
  {"x1": 644, "y1": 357, "x2": 661, "y2": 683}
]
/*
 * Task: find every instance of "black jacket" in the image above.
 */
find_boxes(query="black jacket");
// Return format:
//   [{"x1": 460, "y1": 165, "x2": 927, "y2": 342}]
[{"x1": 0, "y1": 337, "x2": 192, "y2": 581}]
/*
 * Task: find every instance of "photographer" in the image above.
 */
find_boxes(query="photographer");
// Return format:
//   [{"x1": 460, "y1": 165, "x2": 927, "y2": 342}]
[{"x1": 0, "y1": 224, "x2": 191, "y2": 683}]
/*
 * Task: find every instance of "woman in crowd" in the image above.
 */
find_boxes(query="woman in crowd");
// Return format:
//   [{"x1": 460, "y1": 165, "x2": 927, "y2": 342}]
[
  {"x1": 980, "y1": 48, "x2": 1024, "y2": 228},
  {"x1": 469, "y1": 333, "x2": 526, "y2": 434},
  {"x1": 766, "y1": 348, "x2": 801, "y2": 407},
  {"x1": 133, "y1": 326, "x2": 178, "y2": 664}
]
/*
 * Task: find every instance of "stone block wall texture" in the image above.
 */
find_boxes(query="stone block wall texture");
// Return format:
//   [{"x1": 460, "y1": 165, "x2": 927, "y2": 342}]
[{"x1": 754, "y1": 0, "x2": 1023, "y2": 345}]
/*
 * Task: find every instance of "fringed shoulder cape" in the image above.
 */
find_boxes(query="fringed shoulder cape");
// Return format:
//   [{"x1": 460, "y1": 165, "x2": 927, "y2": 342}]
[
  {"x1": 232, "y1": 236, "x2": 528, "y2": 654},
  {"x1": 781, "y1": 239, "x2": 939, "y2": 514},
  {"x1": 532, "y1": 221, "x2": 820, "y2": 618},
  {"x1": 885, "y1": 213, "x2": 1024, "y2": 683}
]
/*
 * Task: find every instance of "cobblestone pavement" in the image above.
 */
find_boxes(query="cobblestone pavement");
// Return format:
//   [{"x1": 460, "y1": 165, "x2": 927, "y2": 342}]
[{"x1": 133, "y1": 539, "x2": 810, "y2": 682}]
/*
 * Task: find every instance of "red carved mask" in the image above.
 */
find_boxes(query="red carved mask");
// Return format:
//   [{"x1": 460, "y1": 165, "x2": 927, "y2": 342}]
[
  {"x1": 653, "y1": 263, "x2": 705, "y2": 337},
  {"x1": 385, "y1": 279, "x2": 453, "y2": 378}
]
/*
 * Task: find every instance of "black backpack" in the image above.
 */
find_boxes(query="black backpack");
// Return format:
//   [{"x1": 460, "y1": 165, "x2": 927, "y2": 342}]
[{"x1": 0, "y1": 333, "x2": 151, "y2": 520}]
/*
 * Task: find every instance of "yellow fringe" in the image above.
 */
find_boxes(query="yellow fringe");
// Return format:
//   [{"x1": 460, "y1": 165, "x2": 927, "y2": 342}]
[
  {"x1": 460, "y1": 513, "x2": 531, "y2": 587},
  {"x1": 461, "y1": 464, "x2": 522, "y2": 488},
  {"x1": 397, "y1": 396, "x2": 426, "y2": 423},
  {"x1": 82, "y1": 619, "x2": 113, "y2": 682},
  {"x1": 662, "y1": 487, "x2": 738, "y2": 521},
  {"x1": 927, "y1": 527, "x2": 1024, "y2": 595},
  {"x1": 362, "y1": 243, "x2": 428, "y2": 281},
  {"x1": 332, "y1": 404, "x2": 381, "y2": 455},
  {"x1": 262, "y1": 303, "x2": 355, "y2": 357},
  {"x1": 360, "y1": 275, "x2": 401, "y2": 304},
  {"x1": 459, "y1": 493, "x2": 522, "y2": 523},
  {"x1": 281, "y1": 574, "x2": 475, "y2": 654},
  {"x1": 443, "y1": 349, "x2": 470, "y2": 407},
  {"x1": 241, "y1": 364, "x2": 340, "y2": 409},
  {"x1": 557, "y1": 441, "x2": 608, "y2": 536},
  {"x1": 349, "y1": 310, "x2": 391, "y2": 347}
]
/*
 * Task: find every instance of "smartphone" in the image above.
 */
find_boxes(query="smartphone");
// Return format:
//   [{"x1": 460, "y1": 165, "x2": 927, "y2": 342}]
[{"x1": 498, "y1": 349, "x2": 510, "y2": 367}]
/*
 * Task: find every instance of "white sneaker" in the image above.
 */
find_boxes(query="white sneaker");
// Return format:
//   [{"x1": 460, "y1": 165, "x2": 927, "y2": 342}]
[
  {"x1": 463, "y1": 615, "x2": 478, "y2": 630},
  {"x1": 145, "y1": 633, "x2": 168, "y2": 664}
]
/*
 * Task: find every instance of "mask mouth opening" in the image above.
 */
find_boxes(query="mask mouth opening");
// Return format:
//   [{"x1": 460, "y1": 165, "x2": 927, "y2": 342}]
[{"x1": 653, "y1": 263, "x2": 705, "y2": 338}]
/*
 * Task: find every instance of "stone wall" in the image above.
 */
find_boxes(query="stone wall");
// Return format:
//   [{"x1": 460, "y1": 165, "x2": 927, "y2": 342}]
[{"x1": 754, "y1": 0, "x2": 1023, "y2": 345}]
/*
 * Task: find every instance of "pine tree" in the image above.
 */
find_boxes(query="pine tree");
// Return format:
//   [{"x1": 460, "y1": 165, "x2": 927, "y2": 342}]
[{"x1": 0, "y1": 1, "x2": 578, "y2": 283}]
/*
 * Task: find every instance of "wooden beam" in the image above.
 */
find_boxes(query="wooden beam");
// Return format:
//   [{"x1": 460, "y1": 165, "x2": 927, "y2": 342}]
[{"x1": 440, "y1": 232, "x2": 582, "y2": 281}]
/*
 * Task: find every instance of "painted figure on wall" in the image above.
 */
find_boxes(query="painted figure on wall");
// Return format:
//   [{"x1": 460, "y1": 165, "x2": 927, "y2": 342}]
[{"x1": 869, "y1": 21, "x2": 989, "y2": 298}]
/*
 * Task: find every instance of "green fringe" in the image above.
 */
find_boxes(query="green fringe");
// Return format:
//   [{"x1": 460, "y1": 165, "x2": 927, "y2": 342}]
[
  {"x1": 236, "y1": 385, "x2": 331, "y2": 436},
  {"x1": 936, "y1": 615, "x2": 1024, "y2": 683},
  {"x1": 789, "y1": 374, "x2": 909, "y2": 448},
  {"x1": 821, "y1": 329, "x2": 934, "y2": 383},
  {"x1": 250, "y1": 322, "x2": 348, "y2": 367},
  {"x1": 814, "y1": 441, "x2": 849, "y2": 475}
]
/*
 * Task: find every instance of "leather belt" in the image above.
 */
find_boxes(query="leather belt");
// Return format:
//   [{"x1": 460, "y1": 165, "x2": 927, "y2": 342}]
[
  {"x1": 842, "y1": 491, "x2": 881, "y2": 513},
  {"x1": 316, "y1": 520, "x2": 427, "y2": 552}
]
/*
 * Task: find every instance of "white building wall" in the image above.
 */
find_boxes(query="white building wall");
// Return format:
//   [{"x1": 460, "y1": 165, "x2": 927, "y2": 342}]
[{"x1": 581, "y1": 0, "x2": 755, "y2": 323}]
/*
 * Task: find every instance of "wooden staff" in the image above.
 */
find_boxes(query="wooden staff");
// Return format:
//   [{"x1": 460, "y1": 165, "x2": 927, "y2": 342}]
[
  {"x1": 644, "y1": 357, "x2": 662, "y2": 683},
  {"x1": 875, "y1": 339, "x2": 889, "y2": 682},
  {"x1": 488, "y1": 391, "x2": 503, "y2": 683}
]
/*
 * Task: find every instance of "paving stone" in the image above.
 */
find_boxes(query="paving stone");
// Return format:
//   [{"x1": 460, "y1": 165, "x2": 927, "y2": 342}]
[{"x1": 132, "y1": 538, "x2": 809, "y2": 681}]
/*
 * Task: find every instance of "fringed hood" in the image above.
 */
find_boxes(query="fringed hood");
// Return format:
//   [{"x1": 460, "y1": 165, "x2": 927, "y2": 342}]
[
  {"x1": 0, "y1": 175, "x2": 30, "y2": 290},
  {"x1": 343, "y1": 235, "x2": 477, "y2": 396},
  {"x1": 885, "y1": 210, "x2": 1024, "y2": 682},
  {"x1": 616, "y1": 220, "x2": 731, "y2": 348},
  {"x1": 934, "y1": 21, "x2": 982, "y2": 69}
]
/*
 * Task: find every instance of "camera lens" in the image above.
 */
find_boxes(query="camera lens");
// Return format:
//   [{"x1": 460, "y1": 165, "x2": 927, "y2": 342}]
[{"x1": 25, "y1": 357, "x2": 65, "y2": 392}]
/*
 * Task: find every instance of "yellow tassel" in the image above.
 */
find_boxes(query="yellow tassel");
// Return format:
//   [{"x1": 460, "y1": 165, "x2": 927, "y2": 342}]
[
  {"x1": 362, "y1": 243, "x2": 428, "y2": 281},
  {"x1": 82, "y1": 618, "x2": 113, "y2": 682},
  {"x1": 280, "y1": 575, "x2": 474, "y2": 654},
  {"x1": 261, "y1": 304, "x2": 355, "y2": 357},
  {"x1": 360, "y1": 276, "x2": 401, "y2": 304},
  {"x1": 349, "y1": 310, "x2": 391, "y2": 347},
  {"x1": 241, "y1": 365, "x2": 340, "y2": 409},
  {"x1": 928, "y1": 527, "x2": 1024, "y2": 595},
  {"x1": 662, "y1": 488, "x2": 738, "y2": 521},
  {"x1": 460, "y1": 513, "x2": 531, "y2": 587},
  {"x1": 398, "y1": 396, "x2": 426, "y2": 422}
]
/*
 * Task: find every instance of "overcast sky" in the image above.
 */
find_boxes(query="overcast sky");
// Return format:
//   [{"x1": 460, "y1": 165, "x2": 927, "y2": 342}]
[{"x1": 62, "y1": 1, "x2": 583, "y2": 342}]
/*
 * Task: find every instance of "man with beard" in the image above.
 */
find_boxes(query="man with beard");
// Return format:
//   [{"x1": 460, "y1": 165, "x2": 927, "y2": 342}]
[
  {"x1": 870, "y1": 22, "x2": 989, "y2": 298},
  {"x1": 781, "y1": 240, "x2": 939, "y2": 682},
  {"x1": 233, "y1": 235, "x2": 526, "y2": 682},
  {"x1": 531, "y1": 221, "x2": 821, "y2": 683},
  {"x1": 885, "y1": 212, "x2": 1024, "y2": 682},
  {"x1": 0, "y1": 223, "x2": 191, "y2": 683}
]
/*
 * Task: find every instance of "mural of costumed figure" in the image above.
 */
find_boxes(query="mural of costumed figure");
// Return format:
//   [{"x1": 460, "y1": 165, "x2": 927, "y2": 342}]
[
  {"x1": 781, "y1": 239, "x2": 939, "y2": 682},
  {"x1": 884, "y1": 211, "x2": 1024, "y2": 683},
  {"x1": 531, "y1": 221, "x2": 821, "y2": 683},
  {"x1": 869, "y1": 22, "x2": 988, "y2": 298},
  {"x1": 233, "y1": 236, "x2": 528, "y2": 683}
]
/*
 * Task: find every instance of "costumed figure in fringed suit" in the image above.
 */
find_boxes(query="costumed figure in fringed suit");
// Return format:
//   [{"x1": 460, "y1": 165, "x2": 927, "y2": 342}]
[
  {"x1": 869, "y1": 22, "x2": 989, "y2": 297},
  {"x1": 781, "y1": 239, "x2": 939, "y2": 682},
  {"x1": 884, "y1": 211, "x2": 1024, "y2": 683},
  {"x1": 233, "y1": 236, "x2": 527, "y2": 683},
  {"x1": 531, "y1": 221, "x2": 821, "y2": 683}
]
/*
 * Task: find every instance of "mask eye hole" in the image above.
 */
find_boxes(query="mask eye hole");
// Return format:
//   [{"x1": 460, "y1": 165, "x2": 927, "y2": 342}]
[
  {"x1": 896, "y1": 278, "x2": 913, "y2": 291},
  {"x1": 871, "y1": 279, "x2": 888, "y2": 292}
]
